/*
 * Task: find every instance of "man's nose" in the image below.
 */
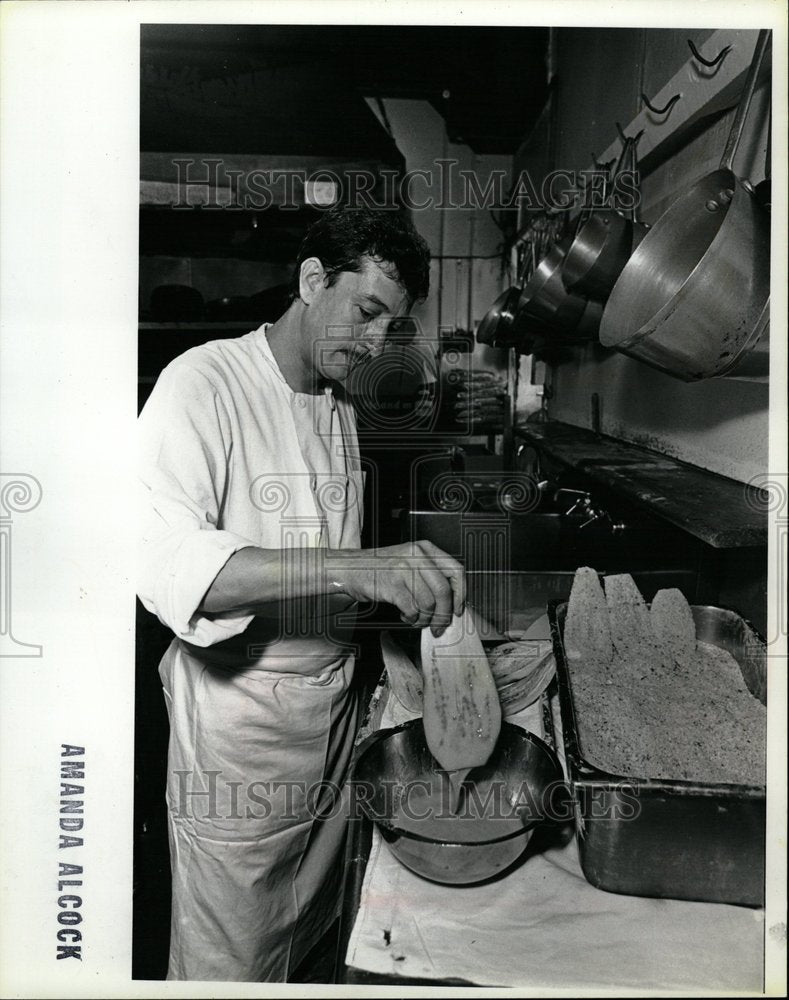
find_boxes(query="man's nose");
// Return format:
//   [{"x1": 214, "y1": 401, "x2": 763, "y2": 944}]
[
  {"x1": 362, "y1": 318, "x2": 389, "y2": 357},
  {"x1": 365, "y1": 337, "x2": 387, "y2": 360}
]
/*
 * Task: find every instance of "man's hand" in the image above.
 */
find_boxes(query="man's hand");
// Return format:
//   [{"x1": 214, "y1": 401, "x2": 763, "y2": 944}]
[{"x1": 325, "y1": 541, "x2": 465, "y2": 637}]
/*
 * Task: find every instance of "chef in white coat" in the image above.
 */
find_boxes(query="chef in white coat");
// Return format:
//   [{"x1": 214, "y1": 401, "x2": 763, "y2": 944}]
[{"x1": 137, "y1": 206, "x2": 465, "y2": 982}]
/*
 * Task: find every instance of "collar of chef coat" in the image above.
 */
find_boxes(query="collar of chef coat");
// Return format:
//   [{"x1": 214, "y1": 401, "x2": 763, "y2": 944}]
[{"x1": 249, "y1": 323, "x2": 362, "y2": 552}]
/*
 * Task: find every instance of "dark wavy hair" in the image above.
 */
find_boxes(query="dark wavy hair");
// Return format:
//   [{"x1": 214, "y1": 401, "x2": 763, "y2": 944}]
[{"x1": 289, "y1": 206, "x2": 431, "y2": 307}]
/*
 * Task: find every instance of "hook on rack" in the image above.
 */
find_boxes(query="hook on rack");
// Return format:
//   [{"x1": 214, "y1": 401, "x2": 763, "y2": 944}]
[
  {"x1": 687, "y1": 38, "x2": 731, "y2": 68},
  {"x1": 615, "y1": 122, "x2": 645, "y2": 146},
  {"x1": 590, "y1": 152, "x2": 615, "y2": 172},
  {"x1": 640, "y1": 91, "x2": 682, "y2": 116}
]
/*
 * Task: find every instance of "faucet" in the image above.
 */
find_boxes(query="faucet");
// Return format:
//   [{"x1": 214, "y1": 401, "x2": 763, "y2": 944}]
[
  {"x1": 553, "y1": 488, "x2": 626, "y2": 533},
  {"x1": 553, "y1": 487, "x2": 594, "y2": 516}
]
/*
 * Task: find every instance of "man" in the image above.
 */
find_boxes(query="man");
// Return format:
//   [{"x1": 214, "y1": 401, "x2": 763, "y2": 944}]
[{"x1": 137, "y1": 206, "x2": 465, "y2": 982}]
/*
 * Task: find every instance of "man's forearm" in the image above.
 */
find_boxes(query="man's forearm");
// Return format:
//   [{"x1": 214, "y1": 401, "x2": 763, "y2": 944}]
[
  {"x1": 199, "y1": 546, "x2": 336, "y2": 614},
  {"x1": 198, "y1": 541, "x2": 465, "y2": 636}
]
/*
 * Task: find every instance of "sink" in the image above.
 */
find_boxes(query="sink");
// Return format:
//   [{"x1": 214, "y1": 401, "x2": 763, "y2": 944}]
[
  {"x1": 353, "y1": 467, "x2": 702, "y2": 635},
  {"x1": 401, "y1": 471, "x2": 697, "y2": 574},
  {"x1": 402, "y1": 508, "x2": 566, "y2": 570},
  {"x1": 403, "y1": 506, "x2": 695, "y2": 571}
]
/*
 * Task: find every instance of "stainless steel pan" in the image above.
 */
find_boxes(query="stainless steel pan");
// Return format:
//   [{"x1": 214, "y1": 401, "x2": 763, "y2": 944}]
[
  {"x1": 476, "y1": 284, "x2": 524, "y2": 348},
  {"x1": 562, "y1": 137, "x2": 649, "y2": 301},
  {"x1": 599, "y1": 30, "x2": 771, "y2": 381},
  {"x1": 517, "y1": 236, "x2": 591, "y2": 336}
]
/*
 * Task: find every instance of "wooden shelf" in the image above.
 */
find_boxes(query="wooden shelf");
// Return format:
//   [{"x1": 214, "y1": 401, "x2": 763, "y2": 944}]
[{"x1": 516, "y1": 421, "x2": 766, "y2": 549}]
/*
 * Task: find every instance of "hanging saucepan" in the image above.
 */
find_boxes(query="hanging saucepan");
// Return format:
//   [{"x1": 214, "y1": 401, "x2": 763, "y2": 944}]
[
  {"x1": 476, "y1": 284, "x2": 524, "y2": 347},
  {"x1": 562, "y1": 137, "x2": 649, "y2": 301},
  {"x1": 476, "y1": 235, "x2": 539, "y2": 349},
  {"x1": 573, "y1": 299, "x2": 605, "y2": 340},
  {"x1": 517, "y1": 236, "x2": 592, "y2": 337},
  {"x1": 754, "y1": 97, "x2": 771, "y2": 211},
  {"x1": 476, "y1": 230, "x2": 549, "y2": 349},
  {"x1": 599, "y1": 30, "x2": 771, "y2": 381}
]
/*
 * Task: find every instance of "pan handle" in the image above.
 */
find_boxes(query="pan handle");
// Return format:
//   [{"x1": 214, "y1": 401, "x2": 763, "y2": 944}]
[
  {"x1": 627, "y1": 138, "x2": 639, "y2": 224},
  {"x1": 719, "y1": 29, "x2": 770, "y2": 172},
  {"x1": 610, "y1": 134, "x2": 632, "y2": 197}
]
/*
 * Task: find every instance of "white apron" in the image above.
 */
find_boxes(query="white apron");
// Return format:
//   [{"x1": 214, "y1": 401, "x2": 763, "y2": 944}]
[{"x1": 137, "y1": 325, "x2": 365, "y2": 981}]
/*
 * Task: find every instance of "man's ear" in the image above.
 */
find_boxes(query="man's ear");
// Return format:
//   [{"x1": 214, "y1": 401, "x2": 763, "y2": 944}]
[{"x1": 299, "y1": 257, "x2": 326, "y2": 304}]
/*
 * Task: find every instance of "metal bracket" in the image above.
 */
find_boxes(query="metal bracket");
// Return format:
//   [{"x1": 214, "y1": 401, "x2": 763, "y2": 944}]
[
  {"x1": 641, "y1": 91, "x2": 682, "y2": 117},
  {"x1": 688, "y1": 38, "x2": 731, "y2": 69}
]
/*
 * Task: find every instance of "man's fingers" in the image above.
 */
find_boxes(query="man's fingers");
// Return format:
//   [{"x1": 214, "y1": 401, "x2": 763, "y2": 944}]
[
  {"x1": 394, "y1": 569, "x2": 452, "y2": 636},
  {"x1": 414, "y1": 540, "x2": 466, "y2": 618},
  {"x1": 365, "y1": 542, "x2": 466, "y2": 629},
  {"x1": 392, "y1": 579, "x2": 420, "y2": 625},
  {"x1": 415, "y1": 568, "x2": 454, "y2": 635},
  {"x1": 449, "y1": 569, "x2": 466, "y2": 619},
  {"x1": 409, "y1": 576, "x2": 438, "y2": 631},
  {"x1": 391, "y1": 570, "x2": 451, "y2": 635}
]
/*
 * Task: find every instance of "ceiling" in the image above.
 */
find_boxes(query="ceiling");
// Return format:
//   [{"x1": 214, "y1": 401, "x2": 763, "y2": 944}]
[{"x1": 140, "y1": 24, "x2": 550, "y2": 158}]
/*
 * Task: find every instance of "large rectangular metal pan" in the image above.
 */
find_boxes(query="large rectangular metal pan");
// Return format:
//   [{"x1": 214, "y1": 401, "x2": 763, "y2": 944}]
[{"x1": 548, "y1": 600, "x2": 766, "y2": 907}]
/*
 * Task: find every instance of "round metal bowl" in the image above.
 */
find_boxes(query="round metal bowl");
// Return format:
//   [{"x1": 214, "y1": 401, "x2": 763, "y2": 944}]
[{"x1": 353, "y1": 719, "x2": 566, "y2": 885}]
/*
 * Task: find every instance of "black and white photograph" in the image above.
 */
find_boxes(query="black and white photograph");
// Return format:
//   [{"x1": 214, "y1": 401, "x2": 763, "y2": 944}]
[{"x1": 1, "y1": 2, "x2": 787, "y2": 996}]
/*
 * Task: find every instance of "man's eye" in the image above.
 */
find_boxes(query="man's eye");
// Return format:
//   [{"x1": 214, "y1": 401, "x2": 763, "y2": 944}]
[{"x1": 358, "y1": 307, "x2": 376, "y2": 322}]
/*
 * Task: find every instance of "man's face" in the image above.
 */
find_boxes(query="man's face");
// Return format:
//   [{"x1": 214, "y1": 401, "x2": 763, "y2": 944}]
[{"x1": 301, "y1": 256, "x2": 410, "y2": 384}]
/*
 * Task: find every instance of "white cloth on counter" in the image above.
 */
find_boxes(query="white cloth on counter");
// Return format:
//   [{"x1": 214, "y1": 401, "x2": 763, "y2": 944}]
[{"x1": 346, "y1": 690, "x2": 764, "y2": 991}]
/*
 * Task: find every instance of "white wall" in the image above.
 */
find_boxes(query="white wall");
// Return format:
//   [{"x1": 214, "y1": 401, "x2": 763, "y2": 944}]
[{"x1": 367, "y1": 98, "x2": 512, "y2": 376}]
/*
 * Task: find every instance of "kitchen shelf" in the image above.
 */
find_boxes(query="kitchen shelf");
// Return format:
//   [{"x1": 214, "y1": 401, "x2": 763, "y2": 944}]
[{"x1": 515, "y1": 421, "x2": 766, "y2": 549}]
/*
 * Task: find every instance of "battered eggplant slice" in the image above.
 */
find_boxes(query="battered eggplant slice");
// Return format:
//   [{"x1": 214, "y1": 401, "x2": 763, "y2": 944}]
[
  {"x1": 564, "y1": 566, "x2": 613, "y2": 666},
  {"x1": 380, "y1": 630, "x2": 423, "y2": 715},
  {"x1": 650, "y1": 588, "x2": 697, "y2": 665},
  {"x1": 421, "y1": 608, "x2": 502, "y2": 772},
  {"x1": 603, "y1": 573, "x2": 655, "y2": 669}
]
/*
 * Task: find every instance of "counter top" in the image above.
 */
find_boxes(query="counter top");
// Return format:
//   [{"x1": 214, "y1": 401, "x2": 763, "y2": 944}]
[
  {"x1": 343, "y1": 688, "x2": 765, "y2": 990},
  {"x1": 516, "y1": 420, "x2": 767, "y2": 549}
]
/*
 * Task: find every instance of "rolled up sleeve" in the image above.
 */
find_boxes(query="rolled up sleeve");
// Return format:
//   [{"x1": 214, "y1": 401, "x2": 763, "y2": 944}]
[{"x1": 137, "y1": 359, "x2": 256, "y2": 646}]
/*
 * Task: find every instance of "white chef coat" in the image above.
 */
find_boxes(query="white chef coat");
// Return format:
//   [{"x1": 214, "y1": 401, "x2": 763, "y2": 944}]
[{"x1": 137, "y1": 323, "x2": 365, "y2": 981}]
